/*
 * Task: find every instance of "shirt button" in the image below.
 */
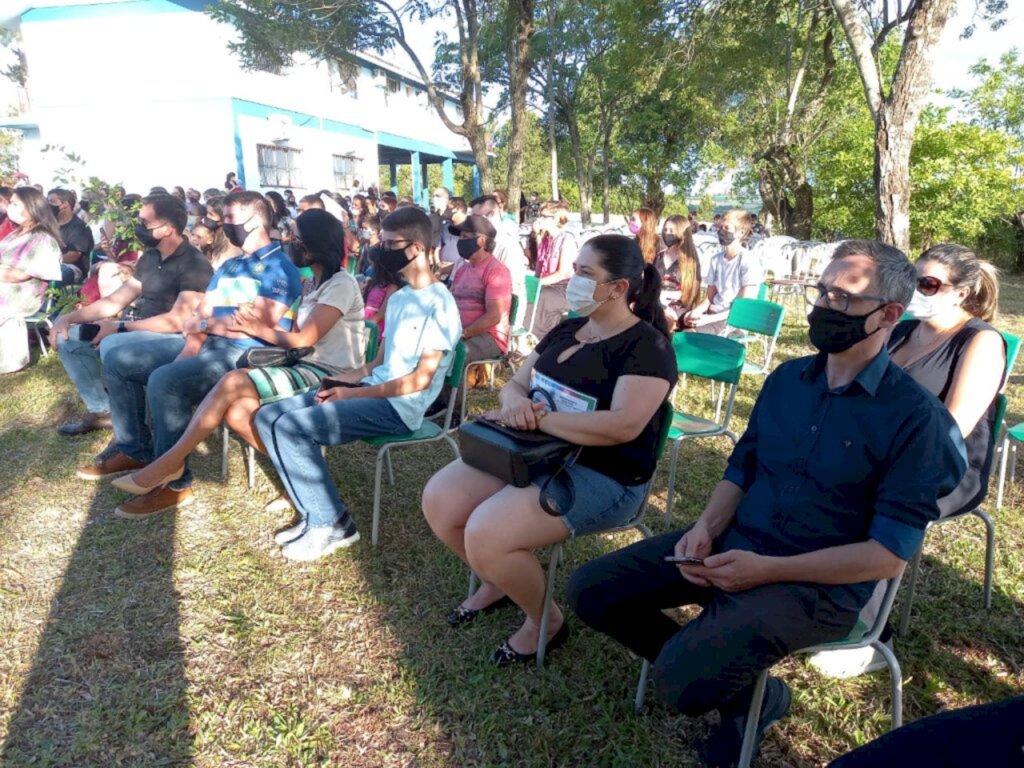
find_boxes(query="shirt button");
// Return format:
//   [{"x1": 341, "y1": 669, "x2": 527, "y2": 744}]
[{"x1": 811, "y1": 426, "x2": 818, "y2": 432}]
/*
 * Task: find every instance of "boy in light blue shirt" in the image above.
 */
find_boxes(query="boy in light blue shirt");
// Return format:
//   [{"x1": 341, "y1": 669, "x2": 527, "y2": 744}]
[{"x1": 255, "y1": 206, "x2": 462, "y2": 561}]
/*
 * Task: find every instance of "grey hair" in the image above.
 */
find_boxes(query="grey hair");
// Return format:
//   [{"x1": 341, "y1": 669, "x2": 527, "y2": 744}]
[{"x1": 831, "y1": 239, "x2": 915, "y2": 306}]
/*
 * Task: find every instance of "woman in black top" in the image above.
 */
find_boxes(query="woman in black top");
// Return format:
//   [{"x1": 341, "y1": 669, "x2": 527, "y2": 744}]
[
  {"x1": 888, "y1": 243, "x2": 1006, "y2": 517},
  {"x1": 423, "y1": 235, "x2": 677, "y2": 666}
]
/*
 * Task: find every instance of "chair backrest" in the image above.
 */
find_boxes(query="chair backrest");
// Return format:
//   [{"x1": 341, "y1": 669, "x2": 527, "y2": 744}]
[
  {"x1": 346, "y1": 257, "x2": 358, "y2": 276},
  {"x1": 444, "y1": 341, "x2": 468, "y2": 389},
  {"x1": 672, "y1": 332, "x2": 747, "y2": 385},
  {"x1": 1001, "y1": 331, "x2": 1020, "y2": 383},
  {"x1": 363, "y1": 320, "x2": 380, "y2": 361},
  {"x1": 652, "y1": 399, "x2": 674, "y2": 462},
  {"x1": 756, "y1": 283, "x2": 768, "y2": 301},
  {"x1": 508, "y1": 293, "x2": 520, "y2": 329},
  {"x1": 993, "y1": 393, "x2": 1008, "y2": 441},
  {"x1": 524, "y1": 274, "x2": 542, "y2": 305},
  {"x1": 727, "y1": 298, "x2": 785, "y2": 338}
]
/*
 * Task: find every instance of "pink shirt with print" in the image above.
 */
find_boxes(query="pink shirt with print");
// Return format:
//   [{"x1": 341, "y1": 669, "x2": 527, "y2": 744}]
[{"x1": 451, "y1": 253, "x2": 512, "y2": 352}]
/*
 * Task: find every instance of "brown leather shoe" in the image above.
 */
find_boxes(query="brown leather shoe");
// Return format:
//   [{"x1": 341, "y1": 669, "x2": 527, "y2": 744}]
[
  {"x1": 58, "y1": 412, "x2": 113, "y2": 436},
  {"x1": 76, "y1": 451, "x2": 148, "y2": 481},
  {"x1": 115, "y1": 486, "x2": 193, "y2": 520}
]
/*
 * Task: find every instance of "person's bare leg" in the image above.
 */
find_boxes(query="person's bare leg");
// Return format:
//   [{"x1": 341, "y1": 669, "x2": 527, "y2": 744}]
[
  {"x1": 423, "y1": 459, "x2": 508, "y2": 610},
  {"x1": 129, "y1": 369, "x2": 257, "y2": 486},
  {"x1": 225, "y1": 398, "x2": 264, "y2": 452},
  {"x1": 464, "y1": 484, "x2": 571, "y2": 653}
]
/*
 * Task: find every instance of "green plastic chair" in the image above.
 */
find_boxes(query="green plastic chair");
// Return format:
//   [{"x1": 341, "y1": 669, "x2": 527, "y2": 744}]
[
  {"x1": 756, "y1": 282, "x2": 768, "y2": 301},
  {"x1": 23, "y1": 281, "x2": 62, "y2": 358},
  {"x1": 725, "y1": 298, "x2": 786, "y2": 376},
  {"x1": 363, "y1": 342, "x2": 467, "y2": 545},
  {"x1": 664, "y1": 333, "x2": 747, "y2": 524},
  {"x1": 518, "y1": 274, "x2": 543, "y2": 336},
  {"x1": 467, "y1": 399, "x2": 676, "y2": 666},
  {"x1": 635, "y1": 574, "x2": 906, "y2": 764},
  {"x1": 346, "y1": 257, "x2": 358, "y2": 276},
  {"x1": 985, "y1": 330, "x2": 1020, "y2": 509},
  {"x1": 459, "y1": 294, "x2": 518, "y2": 423},
  {"x1": 221, "y1": 319, "x2": 379, "y2": 487}
]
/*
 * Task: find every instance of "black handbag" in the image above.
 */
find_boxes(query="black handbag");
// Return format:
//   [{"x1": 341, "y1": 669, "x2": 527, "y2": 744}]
[
  {"x1": 243, "y1": 346, "x2": 314, "y2": 368},
  {"x1": 458, "y1": 388, "x2": 581, "y2": 515}
]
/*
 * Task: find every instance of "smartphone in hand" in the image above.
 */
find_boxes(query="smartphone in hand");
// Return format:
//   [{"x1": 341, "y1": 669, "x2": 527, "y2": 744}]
[{"x1": 664, "y1": 555, "x2": 705, "y2": 565}]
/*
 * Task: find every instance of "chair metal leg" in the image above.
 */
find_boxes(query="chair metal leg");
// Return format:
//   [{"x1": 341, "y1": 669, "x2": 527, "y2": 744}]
[
  {"x1": 969, "y1": 508, "x2": 996, "y2": 609},
  {"x1": 664, "y1": 439, "x2": 683, "y2": 525},
  {"x1": 444, "y1": 434, "x2": 460, "y2": 459},
  {"x1": 371, "y1": 447, "x2": 386, "y2": 546},
  {"x1": 536, "y1": 543, "x2": 561, "y2": 667},
  {"x1": 467, "y1": 570, "x2": 478, "y2": 600},
  {"x1": 634, "y1": 660, "x2": 651, "y2": 714},
  {"x1": 246, "y1": 444, "x2": 255, "y2": 489},
  {"x1": 221, "y1": 424, "x2": 229, "y2": 481},
  {"x1": 996, "y1": 436, "x2": 1009, "y2": 510},
  {"x1": 1012, "y1": 444, "x2": 1018, "y2": 484},
  {"x1": 634, "y1": 522, "x2": 653, "y2": 539},
  {"x1": 737, "y1": 670, "x2": 770, "y2": 768},
  {"x1": 873, "y1": 638, "x2": 903, "y2": 729},
  {"x1": 385, "y1": 452, "x2": 395, "y2": 486},
  {"x1": 898, "y1": 545, "x2": 924, "y2": 636}
]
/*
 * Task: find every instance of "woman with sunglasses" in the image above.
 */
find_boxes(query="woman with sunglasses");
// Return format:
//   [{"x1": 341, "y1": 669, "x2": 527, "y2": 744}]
[
  {"x1": 422, "y1": 235, "x2": 676, "y2": 666},
  {"x1": 810, "y1": 243, "x2": 1005, "y2": 679},
  {"x1": 889, "y1": 244, "x2": 1005, "y2": 517},
  {"x1": 113, "y1": 208, "x2": 366, "y2": 500}
]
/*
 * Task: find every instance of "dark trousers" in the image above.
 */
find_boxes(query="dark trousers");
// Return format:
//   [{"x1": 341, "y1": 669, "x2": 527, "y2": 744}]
[
  {"x1": 829, "y1": 695, "x2": 1024, "y2": 767},
  {"x1": 566, "y1": 528, "x2": 859, "y2": 716}
]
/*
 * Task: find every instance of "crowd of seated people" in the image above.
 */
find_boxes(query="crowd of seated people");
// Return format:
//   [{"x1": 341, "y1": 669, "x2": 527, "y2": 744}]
[{"x1": 4, "y1": 172, "x2": 1016, "y2": 765}]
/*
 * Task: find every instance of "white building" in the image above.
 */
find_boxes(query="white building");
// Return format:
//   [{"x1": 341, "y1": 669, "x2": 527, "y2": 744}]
[{"x1": 0, "y1": 0, "x2": 481, "y2": 204}]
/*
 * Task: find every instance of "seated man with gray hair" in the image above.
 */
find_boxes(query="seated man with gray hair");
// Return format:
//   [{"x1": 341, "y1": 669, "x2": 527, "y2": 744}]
[{"x1": 567, "y1": 240, "x2": 968, "y2": 767}]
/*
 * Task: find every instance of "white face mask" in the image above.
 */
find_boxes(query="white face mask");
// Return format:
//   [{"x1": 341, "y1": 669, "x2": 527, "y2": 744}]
[
  {"x1": 905, "y1": 289, "x2": 958, "y2": 321},
  {"x1": 7, "y1": 205, "x2": 26, "y2": 225},
  {"x1": 566, "y1": 274, "x2": 612, "y2": 316}
]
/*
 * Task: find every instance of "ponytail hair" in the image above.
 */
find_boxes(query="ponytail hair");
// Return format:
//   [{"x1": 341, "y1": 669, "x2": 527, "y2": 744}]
[
  {"x1": 918, "y1": 243, "x2": 1000, "y2": 322},
  {"x1": 586, "y1": 234, "x2": 670, "y2": 337}
]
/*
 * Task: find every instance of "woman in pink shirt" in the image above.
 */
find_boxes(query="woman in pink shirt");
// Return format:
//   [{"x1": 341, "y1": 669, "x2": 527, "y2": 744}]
[{"x1": 530, "y1": 200, "x2": 576, "y2": 340}]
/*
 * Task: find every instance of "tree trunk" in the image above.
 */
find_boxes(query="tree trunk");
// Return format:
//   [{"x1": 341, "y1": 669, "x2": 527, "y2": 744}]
[
  {"x1": 566, "y1": 111, "x2": 591, "y2": 226},
  {"x1": 545, "y1": 1, "x2": 559, "y2": 201},
  {"x1": 601, "y1": 136, "x2": 611, "y2": 224},
  {"x1": 829, "y1": 0, "x2": 955, "y2": 252},
  {"x1": 505, "y1": 0, "x2": 535, "y2": 212},
  {"x1": 466, "y1": 125, "x2": 491, "y2": 193}
]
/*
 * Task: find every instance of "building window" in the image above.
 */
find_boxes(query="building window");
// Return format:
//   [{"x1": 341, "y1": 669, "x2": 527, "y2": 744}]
[
  {"x1": 386, "y1": 77, "x2": 400, "y2": 94},
  {"x1": 258, "y1": 144, "x2": 302, "y2": 188},
  {"x1": 333, "y1": 154, "x2": 362, "y2": 191}
]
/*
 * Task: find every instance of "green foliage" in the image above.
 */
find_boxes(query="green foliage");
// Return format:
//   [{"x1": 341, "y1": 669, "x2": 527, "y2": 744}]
[
  {"x1": 697, "y1": 192, "x2": 716, "y2": 221},
  {"x1": 80, "y1": 177, "x2": 143, "y2": 252},
  {"x1": 491, "y1": 112, "x2": 551, "y2": 199},
  {"x1": 0, "y1": 129, "x2": 19, "y2": 183},
  {"x1": 910, "y1": 106, "x2": 1021, "y2": 252},
  {"x1": 40, "y1": 144, "x2": 85, "y2": 189}
]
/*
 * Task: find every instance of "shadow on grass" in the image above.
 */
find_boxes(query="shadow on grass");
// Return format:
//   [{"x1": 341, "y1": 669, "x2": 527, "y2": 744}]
[{"x1": 0, "y1": 477, "x2": 192, "y2": 765}]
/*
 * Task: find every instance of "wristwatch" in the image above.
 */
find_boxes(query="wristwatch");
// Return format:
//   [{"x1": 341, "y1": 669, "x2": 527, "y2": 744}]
[
  {"x1": 198, "y1": 319, "x2": 208, "y2": 333},
  {"x1": 117, "y1": 321, "x2": 127, "y2": 333}
]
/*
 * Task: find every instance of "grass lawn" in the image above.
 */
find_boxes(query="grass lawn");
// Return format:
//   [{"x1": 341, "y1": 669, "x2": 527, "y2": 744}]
[{"x1": 1, "y1": 280, "x2": 1023, "y2": 767}]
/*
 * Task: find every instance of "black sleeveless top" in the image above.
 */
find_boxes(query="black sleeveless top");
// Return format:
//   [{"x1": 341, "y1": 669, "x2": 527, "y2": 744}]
[{"x1": 888, "y1": 317, "x2": 1005, "y2": 517}]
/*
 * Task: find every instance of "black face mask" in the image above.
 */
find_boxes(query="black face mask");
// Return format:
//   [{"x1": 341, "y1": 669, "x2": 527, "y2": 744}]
[
  {"x1": 663, "y1": 234, "x2": 679, "y2": 248},
  {"x1": 135, "y1": 221, "x2": 162, "y2": 248},
  {"x1": 50, "y1": 204, "x2": 62, "y2": 219},
  {"x1": 456, "y1": 238, "x2": 478, "y2": 261},
  {"x1": 717, "y1": 229, "x2": 735, "y2": 247},
  {"x1": 379, "y1": 244, "x2": 413, "y2": 276},
  {"x1": 807, "y1": 303, "x2": 885, "y2": 354},
  {"x1": 224, "y1": 222, "x2": 250, "y2": 248},
  {"x1": 291, "y1": 241, "x2": 313, "y2": 268}
]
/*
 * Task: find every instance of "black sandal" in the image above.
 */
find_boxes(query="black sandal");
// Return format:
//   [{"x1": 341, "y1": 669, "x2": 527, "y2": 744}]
[
  {"x1": 490, "y1": 622, "x2": 570, "y2": 666},
  {"x1": 446, "y1": 595, "x2": 515, "y2": 628}
]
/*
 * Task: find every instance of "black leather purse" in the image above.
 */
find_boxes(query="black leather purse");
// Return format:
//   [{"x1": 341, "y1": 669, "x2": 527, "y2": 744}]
[
  {"x1": 243, "y1": 346, "x2": 314, "y2": 368},
  {"x1": 458, "y1": 388, "x2": 581, "y2": 515}
]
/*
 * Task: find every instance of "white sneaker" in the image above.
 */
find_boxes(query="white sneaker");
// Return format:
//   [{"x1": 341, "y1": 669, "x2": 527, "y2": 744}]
[
  {"x1": 274, "y1": 521, "x2": 306, "y2": 546},
  {"x1": 808, "y1": 638, "x2": 893, "y2": 679},
  {"x1": 280, "y1": 524, "x2": 360, "y2": 561}
]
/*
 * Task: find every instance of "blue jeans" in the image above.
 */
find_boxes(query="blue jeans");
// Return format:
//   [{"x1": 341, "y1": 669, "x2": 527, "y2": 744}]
[
  {"x1": 99, "y1": 332, "x2": 186, "y2": 460},
  {"x1": 146, "y1": 336, "x2": 247, "y2": 489},
  {"x1": 57, "y1": 325, "x2": 109, "y2": 414},
  {"x1": 255, "y1": 391, "x2": 410, "y2": 529}
]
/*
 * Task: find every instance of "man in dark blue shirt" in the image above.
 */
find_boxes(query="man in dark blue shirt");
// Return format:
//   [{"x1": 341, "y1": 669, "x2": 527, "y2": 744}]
[{"x1": 568, "y1": 240, "x2": 967, "y2": 768}]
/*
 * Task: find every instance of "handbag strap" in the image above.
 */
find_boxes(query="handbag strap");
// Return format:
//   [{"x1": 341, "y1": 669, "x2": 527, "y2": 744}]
[{"x1": 538, "y1": 446, "x2": 582, "y2": 516}]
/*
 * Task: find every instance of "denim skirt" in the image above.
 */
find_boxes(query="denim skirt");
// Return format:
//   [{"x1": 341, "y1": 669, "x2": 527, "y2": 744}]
[{"x1": 531, "y1": 462, "x2": 649, "y2": 538}]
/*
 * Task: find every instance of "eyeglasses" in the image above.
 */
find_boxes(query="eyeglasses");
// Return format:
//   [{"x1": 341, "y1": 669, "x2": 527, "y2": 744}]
[
  {"x1": 804, "y1": 283, "x2": 888, "y2": 313},
  {"x1": 916, "y1": 275, "x2": 952, "y2": 296},
  {"x1": 379, "y1": 238, "x2": 410, "y2": 250}
]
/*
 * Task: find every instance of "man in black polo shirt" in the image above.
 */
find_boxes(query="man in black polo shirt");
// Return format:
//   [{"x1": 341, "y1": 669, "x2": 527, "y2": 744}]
[
  {"x1": 48, "y1": 187, "x2": 95, "y2": 284},
  {"x1": 52, "y1": 195, "x2": 212, "y2": 439}
]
